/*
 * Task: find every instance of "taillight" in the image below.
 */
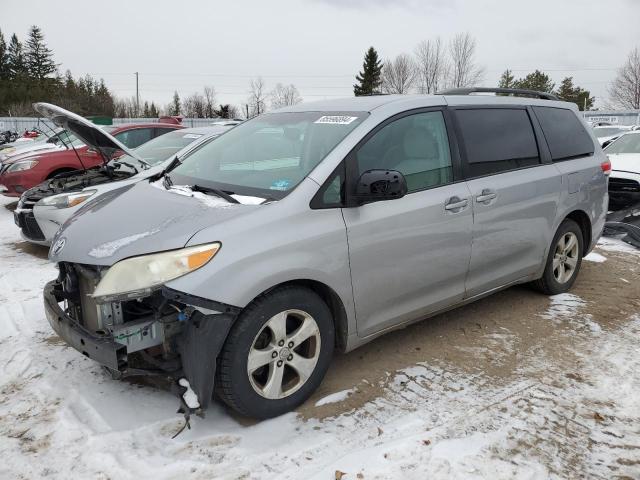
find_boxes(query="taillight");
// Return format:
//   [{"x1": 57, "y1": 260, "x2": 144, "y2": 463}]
[{"x1": 601, "y1": 157, "x2": 611, "y2": 176}]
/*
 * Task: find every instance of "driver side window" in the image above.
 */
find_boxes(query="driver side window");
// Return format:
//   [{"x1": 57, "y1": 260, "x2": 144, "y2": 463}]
[{"x1": 355, "y1": 111, "x2": 453, "y2": 193}]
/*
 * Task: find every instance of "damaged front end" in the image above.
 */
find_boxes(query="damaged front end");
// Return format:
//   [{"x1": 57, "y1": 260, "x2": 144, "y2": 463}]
[{"x1": 44, "y1": 261, "x2": 239, "y2": 419}]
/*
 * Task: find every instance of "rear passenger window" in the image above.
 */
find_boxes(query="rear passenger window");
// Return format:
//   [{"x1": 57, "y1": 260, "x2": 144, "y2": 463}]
[
  {"x1": 456, "y1": 108, "x2": 540, "y2": 178},
  {"x1": 355, "y1": 111, "x2": 453, "y2": 193},
  {"x1": 533, "y1": 107, "x2": 594, "y2": 161},
  {"x1": 115, "y1": 128, "x2": 154, "y2": 148}
]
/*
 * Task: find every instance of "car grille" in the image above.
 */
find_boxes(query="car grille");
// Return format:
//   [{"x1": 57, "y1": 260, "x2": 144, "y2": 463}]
[
  {"x1": 608, "y1": 178, "x2": 640, "y2": 193},
  {"x1": 15, "y1": 210, "x2": 45, "y2": 241}
]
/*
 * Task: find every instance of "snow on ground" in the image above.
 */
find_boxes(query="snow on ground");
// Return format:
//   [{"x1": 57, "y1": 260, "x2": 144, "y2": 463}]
[
  {"x1": 584, "y1": 252, "x2": 607, "y2": 263},
  {"x1": 1, "y1": 194, "x2": 639, "y2": 479}
]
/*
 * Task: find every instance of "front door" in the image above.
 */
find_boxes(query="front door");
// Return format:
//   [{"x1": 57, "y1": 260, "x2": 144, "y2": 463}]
[{"x1": 342, "y1": 109, "x2": 473, "y2": 337}]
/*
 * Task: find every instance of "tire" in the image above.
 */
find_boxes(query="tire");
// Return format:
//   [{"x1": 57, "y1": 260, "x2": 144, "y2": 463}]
[
  {"x1": 217, "y1": 286, "x2": 335, "y2": 419},
  {"x1": 533, "y1": 219, "x2": 584, "y2": 295}
]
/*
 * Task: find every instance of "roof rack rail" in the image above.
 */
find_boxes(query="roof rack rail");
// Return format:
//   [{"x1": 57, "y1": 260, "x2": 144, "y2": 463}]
[{"x1": 437, "y1": 87, "x2": 560, "y2": 101}]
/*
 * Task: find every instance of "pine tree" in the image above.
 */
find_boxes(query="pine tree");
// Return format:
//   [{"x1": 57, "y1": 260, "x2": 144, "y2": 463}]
[
  {"x1": 25, "y1": 26, "x2": 56, "y2": 80},
  {"x1": 6, "y1": 34, "x2": 26, "y2": 79},
  {"x1": 498, "y1": 69, "x2": 515, "y2": 88},
  {"x1": 512, "y1": 70, "x2": 555, "y2": 93},
  {"x1": 143, "y1": 101, "x2": 150, "y2": 117},
  {"x1": 170, "y1": 91, "x2": 181, "y2": 115},
  {"x1": 555, "y1": 77, "x2": 594, "y2": 111},
  {"x1": 354, "y1": 47, "x2": 383, "y2": 96},
  {"x1": 149, "y1": 102, "x2": 159, "y2": 118},
  {"x1": 0, "y1": 29, "x2": 9, "y2": 80}
]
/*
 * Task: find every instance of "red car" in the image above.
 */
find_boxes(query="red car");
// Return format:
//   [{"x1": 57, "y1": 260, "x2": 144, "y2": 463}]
[{"x1": 0, "y1": 123, "x2": 183, "y2": 197}]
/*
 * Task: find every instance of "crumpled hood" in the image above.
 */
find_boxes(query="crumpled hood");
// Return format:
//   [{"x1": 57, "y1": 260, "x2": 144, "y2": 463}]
[
  {"x1": 608, "y1": 153, "x2": 640, "y2": 174},
  {"x1": 49, "y1": 180, "x2": 263, "y2": 266}
]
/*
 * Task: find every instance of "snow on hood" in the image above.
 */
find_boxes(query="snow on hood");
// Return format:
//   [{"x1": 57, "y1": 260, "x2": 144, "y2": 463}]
[
  {"x1": 32, "y1": 102, "x2": 144, "y2": 165},
  {"x1": 49, "y1": 180, "x2": 265, "y2": 266},
  {"x1": 608, "y1": 153, "x2": 640, "y2": 174}
]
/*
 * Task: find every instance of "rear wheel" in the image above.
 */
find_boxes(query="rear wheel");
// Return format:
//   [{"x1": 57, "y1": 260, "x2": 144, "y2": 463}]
[
  {"x1": 533, "y1": 219, "x2": 584, "y2": 295},
  {"x1": 217, "y1": 286, "x2": 334, "y2": 419}
]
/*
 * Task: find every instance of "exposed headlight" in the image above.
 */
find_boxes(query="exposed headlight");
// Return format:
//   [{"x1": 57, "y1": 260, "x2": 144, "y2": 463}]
[
  {"x1": 39, "y1": 190, "x2": 97, "y2": 209},
  {"x1": 6, "y1": 159, "x2": 39, "y2": 173},
  {"x1": 92, "y1": 242, "x2": 221, "y2": 300}
]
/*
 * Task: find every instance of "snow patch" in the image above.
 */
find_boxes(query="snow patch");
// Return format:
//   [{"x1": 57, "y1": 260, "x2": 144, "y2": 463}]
[
  {"x1": 151, "y1": 179, "x2": 265, "y2": 207},
  {"x1": 584, "y1": 252, "x2": 607, "y2": 262},
  {"x1": 540, "y1": 293, "x2": 586, "y2": 320},
  {"x1": 315, "y1": 388, "x2": 356, "y2": 407},
  {"x1": 87, "y1": 229, "x2": 159, "y2": 258},
  {"x1": 178, "y1": 378, "x2": 200, "y2": 409}
]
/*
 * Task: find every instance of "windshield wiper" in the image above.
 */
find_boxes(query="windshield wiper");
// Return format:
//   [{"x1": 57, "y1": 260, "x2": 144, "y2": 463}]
[
  {"x1": 113, "y1": 161, "x2": 139, "y2": 174},
  {"x1": 191, "y1": 184, "x2": 240, "y2": 204},
  {"x1": 163, "y1": 173, "x2": 173, "y2": 189}
]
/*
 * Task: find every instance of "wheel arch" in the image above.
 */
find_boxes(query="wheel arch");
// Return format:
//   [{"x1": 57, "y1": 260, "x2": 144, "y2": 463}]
[
  {"x1": 564, "y1": 209, "x2": 592, "y2": 255},
  {"x1": 248, "y1": 279, "x2": 349, "y2": 353},
  {"x1": 45, "y1": 167, "x2": 76, "y2": 180}
]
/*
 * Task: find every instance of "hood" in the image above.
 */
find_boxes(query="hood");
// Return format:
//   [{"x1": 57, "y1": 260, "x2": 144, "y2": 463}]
[
  {"x1": 49, "y1": 180, "x2": 263, "y2": 266},
  {"x1": 0, "y1": 142, "x2": 61, "y2": 161},
  {"x1": 33, "y1": 103, "x2": 144, "y2": 165},
  {"x1": 1, "y1": 145, "x2": 66, "y2": 165},
  {"x1": 608, "y1": 153, "x2": 640, "y2": 174}
]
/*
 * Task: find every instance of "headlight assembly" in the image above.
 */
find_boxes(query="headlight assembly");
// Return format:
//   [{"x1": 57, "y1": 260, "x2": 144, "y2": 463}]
[
  {"x1": 39, "y1": 190, "x2": 97, "y2": 209},
  {"x1": 6, "y1": 159, "x2": 39, "y2": 173},
  {"x1": 92, "y1": 242, "x2": 221, "y2": 301}
]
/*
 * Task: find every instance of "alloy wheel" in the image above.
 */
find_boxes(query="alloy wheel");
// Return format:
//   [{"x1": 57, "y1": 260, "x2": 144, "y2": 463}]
[{"x1": 552, "y1": 232, "x2": 579, "y2": 284}]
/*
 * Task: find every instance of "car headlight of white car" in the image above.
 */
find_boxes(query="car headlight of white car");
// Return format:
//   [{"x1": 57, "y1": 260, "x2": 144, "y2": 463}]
[
  {"x1": 39, "y1": 190, "x2": 97, "y2": 209},
  {"x1": 6, "y1": 159, "x2": 39, "y2": 172},
  {"x1": 92, "y1": 242, "x2": 221, "y2": 300}
]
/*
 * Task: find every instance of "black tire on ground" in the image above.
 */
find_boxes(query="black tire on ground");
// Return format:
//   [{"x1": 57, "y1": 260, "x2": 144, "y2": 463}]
[
  {"x1": 216, "y1": 286, "x2": 335, "y2": 419},
  {"x1": 533, "y1": 218, "x2": 584, "y2": 295}
]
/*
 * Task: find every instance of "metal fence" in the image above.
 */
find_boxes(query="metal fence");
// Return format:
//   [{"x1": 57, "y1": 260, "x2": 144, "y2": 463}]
[{"x1": 0, "y1": 116, "x2": 226, "y2": 133}]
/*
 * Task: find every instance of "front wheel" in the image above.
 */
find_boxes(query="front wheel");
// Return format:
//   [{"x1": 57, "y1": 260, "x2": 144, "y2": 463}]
[
  {"x1": 217, "y1": 286, "x2": 334, "y2": 419},
  {"x1": 533, "y1": 219, "x2": 584, "y2": 295}
]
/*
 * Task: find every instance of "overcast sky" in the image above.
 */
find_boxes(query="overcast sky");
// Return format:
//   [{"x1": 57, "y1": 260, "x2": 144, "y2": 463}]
[{"x1": 2, "y1": 0, "x2": 639, "y2": 110}]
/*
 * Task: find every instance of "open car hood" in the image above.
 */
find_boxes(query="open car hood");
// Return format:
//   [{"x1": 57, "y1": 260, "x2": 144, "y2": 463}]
[
  {"x1": 609, "y1": 154, "x2": 640, "y2": 174},
  {"x1": 33, "y1": 102, "x2": 144, "y2": 165}
]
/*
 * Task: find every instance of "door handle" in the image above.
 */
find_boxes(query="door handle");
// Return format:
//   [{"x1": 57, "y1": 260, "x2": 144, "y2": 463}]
[
  {"x1": 476, "y1": 189, "x2": 497, "y2": 203},
  {"x1": 444, "y1": 197, "x2": 469, "y2": 211}
]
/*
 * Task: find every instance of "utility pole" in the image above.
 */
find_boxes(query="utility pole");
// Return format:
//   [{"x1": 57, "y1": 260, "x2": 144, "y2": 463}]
[{"x1": 135, "y1": 72, "x2": 140, "y2": 117}]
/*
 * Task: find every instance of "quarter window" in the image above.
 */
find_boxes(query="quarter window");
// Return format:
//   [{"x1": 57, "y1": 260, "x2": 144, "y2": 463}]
[
  {"x1": 354, "y1": 111, "x2": 453, "y2": 193},
  {"x1": 533, "y1": 107, "x2": 594, "y2": 161},
  {"x1": 456, "y1": 108, "x2": 540, "y2": 178}
]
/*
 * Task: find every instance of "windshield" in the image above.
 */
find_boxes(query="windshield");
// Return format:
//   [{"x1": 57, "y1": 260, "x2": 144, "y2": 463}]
[
  {"x1": 594, "y1": 127, "x2": 624, "y2": 138},
  {"x1": 169, "y1": 111, "x2": 367, "y2": 198},
  {"x1": 605, "y1": 133, "x2": 640, "y2": 154}
]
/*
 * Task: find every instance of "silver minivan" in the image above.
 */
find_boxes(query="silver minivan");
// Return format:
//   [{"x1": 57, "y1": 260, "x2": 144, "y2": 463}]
[{"x1": 42, "y1": 90, "x2": 609, "y2": 419}]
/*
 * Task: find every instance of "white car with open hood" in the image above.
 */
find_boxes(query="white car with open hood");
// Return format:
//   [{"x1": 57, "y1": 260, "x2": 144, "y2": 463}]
[
  {"x1": 605, "y1": 130, "x2": 640, "y2": 210},
  {"x1": 17, "y1": 104, "x2": 235, "y2": 245}
]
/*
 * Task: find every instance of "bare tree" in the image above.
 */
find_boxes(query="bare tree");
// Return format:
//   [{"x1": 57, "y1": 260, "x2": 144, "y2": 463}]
[
  {"x1": 183, "y1": 92, "x2": 206, "y2": 118},
  {"x1": 203, "y1": 86, "x2": 217, "y2": 118},
  {"x1": 381, "y1": 54, "x2": 417, "y2": 94},
  {"x1": 609, "y1": 47, "x2": 640, "y2": 109},
  {"x1": 270, "y1": 83, "x2": 302, "y2": 109},
  {"x1": 414, "y1": 38, "x2": 448, "y2": 94},
  {"x1": 448, "y1": 33, "x2": 484, "y2": 88},
  {"x1": 247, "y1": 77, "x2": 268, "y2": 117}
]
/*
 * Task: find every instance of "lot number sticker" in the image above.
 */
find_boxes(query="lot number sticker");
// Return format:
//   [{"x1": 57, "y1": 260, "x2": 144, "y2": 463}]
[{"x1": 314, "y1": 116, "x2": 358, "y2": 125}]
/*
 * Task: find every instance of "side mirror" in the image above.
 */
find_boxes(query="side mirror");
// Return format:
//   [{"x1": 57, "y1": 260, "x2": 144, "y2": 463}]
[{"x1": 355, "y1": 169, "x2": 407, "y2": 204}]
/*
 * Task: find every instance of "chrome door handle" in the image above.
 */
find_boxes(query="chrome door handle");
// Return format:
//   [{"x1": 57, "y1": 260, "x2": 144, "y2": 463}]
[
  {"x1": 444, "y1": 198, "x2": 468, "y2": 211},
  {"x1": 476, "y1": 190, "x2": 497, "y2": 203}
]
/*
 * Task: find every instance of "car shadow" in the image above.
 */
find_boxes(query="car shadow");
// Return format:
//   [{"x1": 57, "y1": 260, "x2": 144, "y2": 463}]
[{"x1": 9, "y1": 240, "x2": 49, "y2": 260}]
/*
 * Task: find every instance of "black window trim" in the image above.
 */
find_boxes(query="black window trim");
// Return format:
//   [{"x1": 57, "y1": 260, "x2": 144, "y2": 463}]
[
  {"x1": 530, "y1": 105, "x2": 595, "y2": 163},
  {"x1": 310, "y1": 106, "x2": 464, "y2": 209},
  {"x1": 449, "y1": 104, "x2": 547, "y2": 181}
]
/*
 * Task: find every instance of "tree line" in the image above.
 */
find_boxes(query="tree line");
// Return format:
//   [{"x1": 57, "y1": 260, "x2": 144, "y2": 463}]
[{"x1": 0, "y1": 26, "x2": 115, "y2": 117}]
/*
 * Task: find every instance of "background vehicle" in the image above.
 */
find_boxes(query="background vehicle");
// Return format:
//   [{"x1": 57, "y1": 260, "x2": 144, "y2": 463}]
[
  {"x1": 605, "y1": 130, "x2": 640, "y2": 210},
  {"x1": 41, "y1": 91, "x2": 607, "y2": 420},
  {"x1": 593, "y1": 125, "x2": 635, "y2": 148},
  {"x1": 0, "y1": 122, "x2": 183, "y2": 197},
  {"x1": 17, "y1": 125, "x2": 233, "y2": 245}
]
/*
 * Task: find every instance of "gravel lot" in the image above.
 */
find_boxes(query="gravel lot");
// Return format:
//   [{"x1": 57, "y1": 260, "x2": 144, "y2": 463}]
[{"x1": 1, "y1": 195, "x2": 639, "y2": 479}]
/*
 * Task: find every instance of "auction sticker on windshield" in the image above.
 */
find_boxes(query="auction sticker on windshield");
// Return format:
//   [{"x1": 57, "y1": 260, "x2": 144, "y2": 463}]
[{"x1": 314, "y1": 116, "x2": 359, "y2": 125}]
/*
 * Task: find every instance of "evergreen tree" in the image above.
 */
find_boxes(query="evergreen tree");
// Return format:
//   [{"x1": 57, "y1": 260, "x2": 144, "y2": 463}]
[
  {"x1": 512, "y1": 70, "x2": 555, "y2": 93},
  {"x1": 149, "y1": 102, "x2": 159, "y2": 118},
  {"x1": 555, "y1": 77, "x2": 594, "y2": 111},
  {"x1": 0, "y1": 29, "x2": 9, "y2": 80},
  {"x1": 498, "y1": 69, "x2": 515, "y2": 88},
  {"x1": 354, "y1": 47, "x2": 383, "y2": 96},
  {"x1": 142, "y1": 101, "x2": 150, "y2": 117},
  {"x1": 7, "y1": 34, "x2": 26, "y2": 79},
  {"x1": 25, "y1": 25, "x2": 56, "y2": 80},
  {"x1": 170, "y1": 91, "x2": 181, "y2": 115}
]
